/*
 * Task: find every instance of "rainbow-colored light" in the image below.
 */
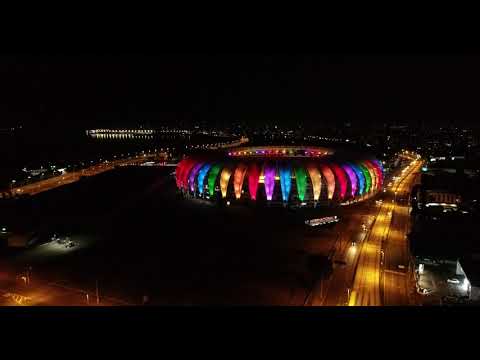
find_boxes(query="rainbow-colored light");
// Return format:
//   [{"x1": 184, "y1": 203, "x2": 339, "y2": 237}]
[{"x1": 175, "y1": 146, "x2": 383, "y2": 205}]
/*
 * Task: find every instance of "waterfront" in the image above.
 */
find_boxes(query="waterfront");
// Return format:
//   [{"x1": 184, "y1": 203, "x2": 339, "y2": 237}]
[{"x1": 0, "y1": 128, "x2": 231, "y2": 189}]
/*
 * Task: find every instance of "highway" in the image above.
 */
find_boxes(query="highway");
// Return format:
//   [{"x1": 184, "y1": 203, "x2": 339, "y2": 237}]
[
  {"x1": 349, "y1": 154, "x2": 423, "y2": 306},
  {"x1": 7, "y1": 154, "x2": 164, "y2": 197},
  {"x1": 349, "y1": 199, "x2": 392, "y2": 305},
  {"x1": 306, "y1": 154, "x2": 422, "y2": 306},
  {"x1": 382, "y1": 157, "x2": 422, "y2": 305},
  {"x1": 3, "y1": 136, "x2": 249, "y2": 199},
  {"x1": 305, "y1": 208, "x2": 374, "y2": 306}
]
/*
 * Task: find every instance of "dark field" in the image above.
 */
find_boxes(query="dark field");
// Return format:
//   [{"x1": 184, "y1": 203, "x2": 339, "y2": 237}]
[{"x1": 0, "y1": 167, "x2": 354, "y2": 305}]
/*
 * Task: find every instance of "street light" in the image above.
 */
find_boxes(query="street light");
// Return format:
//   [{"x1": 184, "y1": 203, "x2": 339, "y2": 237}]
[{"x1": 96, "y1": 280, "x2": 100, "y2": 304}]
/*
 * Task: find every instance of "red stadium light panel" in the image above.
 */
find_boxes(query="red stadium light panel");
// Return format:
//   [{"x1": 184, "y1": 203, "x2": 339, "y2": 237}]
[{"x1": 248, "y1": 163, "x2": 261, "y2": 200}]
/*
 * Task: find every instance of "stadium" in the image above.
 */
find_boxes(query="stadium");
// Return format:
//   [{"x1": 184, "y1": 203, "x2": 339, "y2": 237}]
[{"x1": 175, "y1": 146, "x2": 384, "y2": 207}]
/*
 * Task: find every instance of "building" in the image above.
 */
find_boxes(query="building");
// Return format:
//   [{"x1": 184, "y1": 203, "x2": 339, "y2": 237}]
[
  {"x1": 414, "y1": 256, "x2": 471, "y2": 303},
  {"x1": 424, "y1": 190, "x2": 461, "y2": 208},
  {"x1": 410, "y1": 209, "x2": 478, "y2": 304},
  {"x1": 175, "y1": 146, "x2": 384, "y2": 207}
]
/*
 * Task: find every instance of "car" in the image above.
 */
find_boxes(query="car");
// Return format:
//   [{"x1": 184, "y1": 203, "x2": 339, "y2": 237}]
[
  {"x1": 417, "y1": 287, "x2": 433, "y2": 295},
  {"x1": 447, "y1": 278, "x2": 461, "y2": 284},
  {"x1": 441, "y1": 296, "x2": 459, "y2": 304}
]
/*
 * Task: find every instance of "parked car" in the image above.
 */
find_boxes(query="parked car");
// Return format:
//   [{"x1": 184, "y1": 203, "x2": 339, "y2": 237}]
[
  {"x1": 447, "y1": 278, "x2": 460, "y2": 284},
  {"x1": 417, "y1": 287, "x2": 433, "y2": 295}
]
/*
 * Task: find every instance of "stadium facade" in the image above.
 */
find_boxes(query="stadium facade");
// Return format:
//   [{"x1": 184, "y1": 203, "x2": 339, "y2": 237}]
[{"x1": 175, "y1": 146, "x2": 384, "y2": 206}]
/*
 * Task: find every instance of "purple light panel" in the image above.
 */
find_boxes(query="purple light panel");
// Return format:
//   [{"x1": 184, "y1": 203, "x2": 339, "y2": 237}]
[{"x1": 263, "y1": 163, "x2": 276, "y2": 201}]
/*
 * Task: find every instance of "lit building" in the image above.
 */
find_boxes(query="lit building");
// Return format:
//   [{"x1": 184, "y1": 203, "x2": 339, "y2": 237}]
[
  {"x1": 424, "y1": 190, "x2": 461, "y2": 207},
  {"x1": 175, "y1": 146, "x2": 384, "y2": 206}
]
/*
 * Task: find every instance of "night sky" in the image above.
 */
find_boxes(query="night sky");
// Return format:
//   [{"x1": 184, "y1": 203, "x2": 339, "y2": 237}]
[{"x1": 2, "y1": 54, "x2": 480, "y2": 130}]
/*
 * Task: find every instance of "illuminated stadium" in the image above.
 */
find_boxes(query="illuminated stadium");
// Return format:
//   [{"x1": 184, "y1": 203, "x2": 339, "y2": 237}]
[{"x1": 175, "y1": 146, "x2": 384, "y2": 207}]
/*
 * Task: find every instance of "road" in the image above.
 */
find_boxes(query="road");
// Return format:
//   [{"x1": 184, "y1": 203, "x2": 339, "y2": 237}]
[
  {"x1": 4, "y1": 137, "x2": 248, "y2": 198},
  {"x1": 306, "y1": 153, "x2": 422, "y2": 306},
  {"x1": 382, "y1": 159, "x2": 422, "y2": 305},
  {"x1": 349, "y1": 154, "x2": 422, "y2": 306},
  {"x1": 7, "y1": 154, "x2": 164, "y2": 197},
  {"x1": 349, "y1": 199, "x2": 393, "y2": 305},
  {"x1": 309, "y1": 210, "x2": 375, "y2": 306}
]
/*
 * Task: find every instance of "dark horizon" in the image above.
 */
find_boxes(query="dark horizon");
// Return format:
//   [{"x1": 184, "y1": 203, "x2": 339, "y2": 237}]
[{"x1": 2, "y1": 54, "x2": 480, "y2": 130}]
